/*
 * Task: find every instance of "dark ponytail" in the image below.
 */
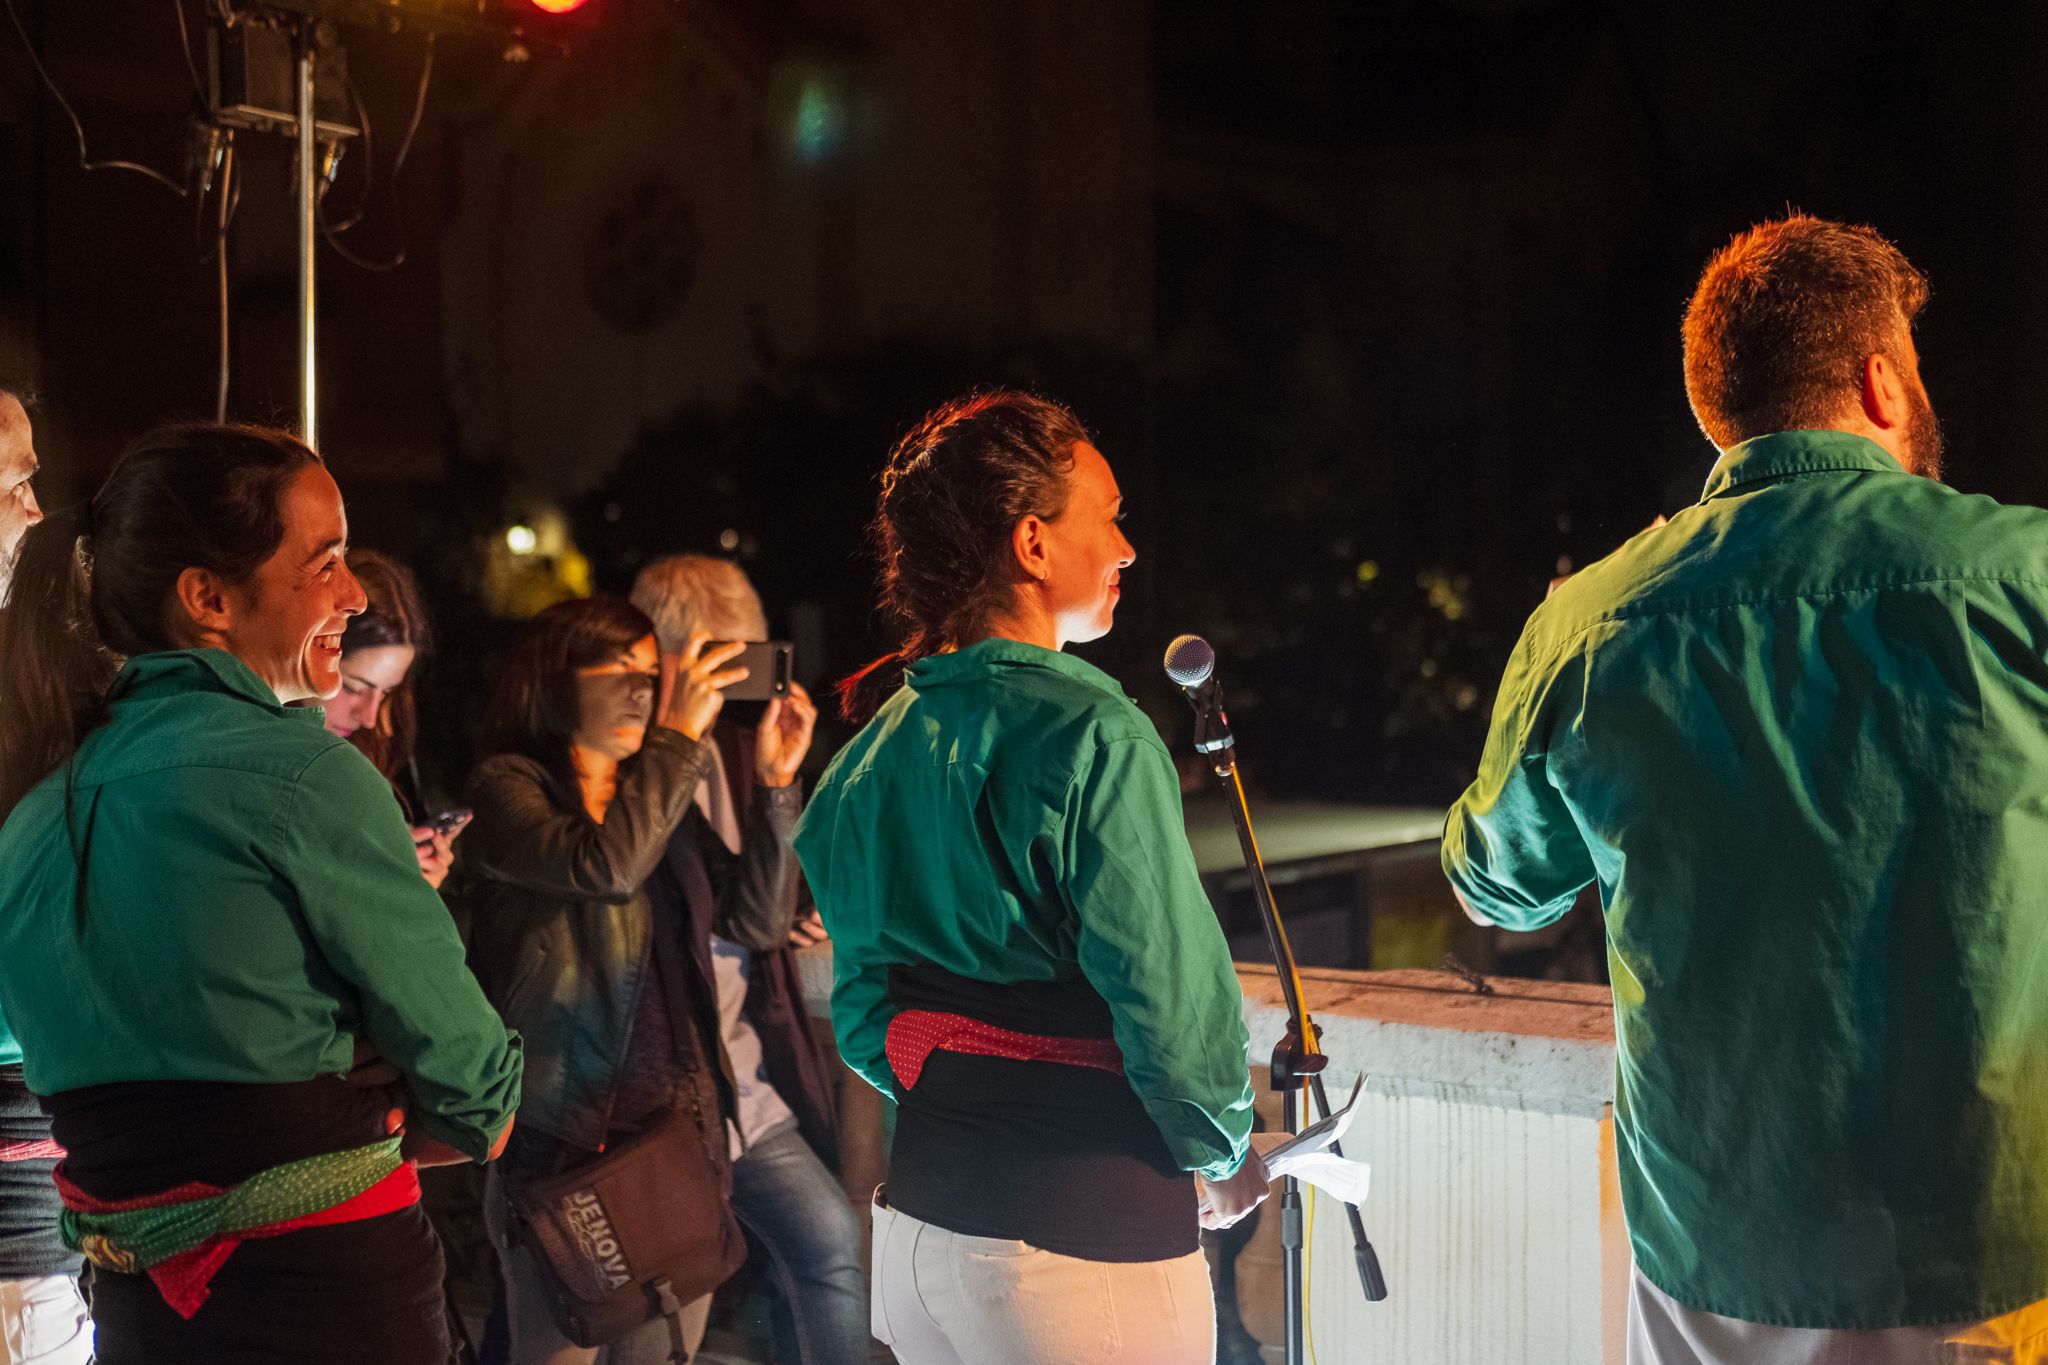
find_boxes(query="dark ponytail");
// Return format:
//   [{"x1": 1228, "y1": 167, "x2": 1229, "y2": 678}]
[
  {"x1": 838, "y1": 390, "x2": 1086, "y2": 723},
  {"x1": 0, "y1": 507, "x2": 116, "y2": 820},
  {"x1": 0, "y1": 423, "x2": 320, "y2": 821}
]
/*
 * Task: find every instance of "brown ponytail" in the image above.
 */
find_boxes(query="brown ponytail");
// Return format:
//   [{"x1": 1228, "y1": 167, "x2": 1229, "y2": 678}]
[
  {"x1": 0, "y1": 424, "x2": 320, "y2": 821},
  {"x1": 0, "y1": 506, "x2": 117, "y2": 821},
  {"x1": 837, "y1": 390, "x2": 1086, "y2": 723}
]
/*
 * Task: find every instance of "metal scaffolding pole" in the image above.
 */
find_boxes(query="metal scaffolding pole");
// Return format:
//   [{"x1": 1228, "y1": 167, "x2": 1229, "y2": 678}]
[{"x1": 295, "y1": 24, "x2": 318, "y2": 450}]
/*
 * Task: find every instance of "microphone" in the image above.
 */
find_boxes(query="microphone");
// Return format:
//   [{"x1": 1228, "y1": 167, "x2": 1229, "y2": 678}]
[
  {"x1": 1162, "y1": 633, "x2": 1395, "y2": 1315},
  {"x1": 1163, "y1": 633, "x2": 1216, "y2": 688},
  {"x1": 1163, "y1": 633, "x2": 1234, "y2": 760}
]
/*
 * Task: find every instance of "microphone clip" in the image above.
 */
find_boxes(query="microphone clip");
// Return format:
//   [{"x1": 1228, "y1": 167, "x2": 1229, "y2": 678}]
[{"x1": 1182, "y1": 676, "x2": 1236, "y2": 763}]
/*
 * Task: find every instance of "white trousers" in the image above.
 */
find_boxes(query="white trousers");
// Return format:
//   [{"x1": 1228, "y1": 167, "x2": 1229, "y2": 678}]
[
  {"x1": 869, "y1": 1193, "x2": 1214, "y2": 1365},
  {"x1": 0, "y1": 1275, "x2": 92, "y2": 1365},
  {"x1": 1630, "y1": 1265, "x2": 2048, "y2": 1365}
]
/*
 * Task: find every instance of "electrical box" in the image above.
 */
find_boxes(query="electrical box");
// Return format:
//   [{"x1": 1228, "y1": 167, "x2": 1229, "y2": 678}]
[{"x1": 207, "y1": 22, "x2": 359, "y2": 139}]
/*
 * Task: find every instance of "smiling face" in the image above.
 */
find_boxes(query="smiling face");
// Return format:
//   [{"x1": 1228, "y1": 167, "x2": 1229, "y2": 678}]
[
  {"x1": 216, "y1": 463, "x2": 366, "y2": 704},
  {"x1": 572, "y1": 633, "x2": 659, "y2": 762},
  {"x1": 322, "y1": 643, "x2": 417, "y2": 739},
  {"x1": 0, "y1": 394, "x2": 42, "y2": 586},
  {"x1": 1040, "y1": 440, "x2": 1135, "y2": 646}
]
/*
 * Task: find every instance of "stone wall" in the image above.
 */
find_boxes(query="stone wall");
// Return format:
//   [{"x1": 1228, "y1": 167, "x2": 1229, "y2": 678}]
[{"x1": 796, "y1": 950, "x2": 1625, "y2": 1364}]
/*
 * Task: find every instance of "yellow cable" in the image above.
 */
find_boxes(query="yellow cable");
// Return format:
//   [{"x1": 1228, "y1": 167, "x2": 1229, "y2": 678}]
[{"x1": 1304, "y1": 1184, "x2": 1319, "y2": 1365}]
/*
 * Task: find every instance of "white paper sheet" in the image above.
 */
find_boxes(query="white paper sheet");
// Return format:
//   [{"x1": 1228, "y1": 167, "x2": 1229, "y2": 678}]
[
  {"x1": 1273, "y1": 1149, "x2": 1372, "y2": 1205},
  {"x1": 1259, "y1": 1075, "x2": 1370, "y2": 1207},
  {"x1": 1200, "y1": 1075, "x2": 1373, "y2": 1221}
]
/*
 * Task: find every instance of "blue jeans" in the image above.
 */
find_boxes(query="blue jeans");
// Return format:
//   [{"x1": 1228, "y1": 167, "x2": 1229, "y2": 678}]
[{"x1": 730, "y1": 1124, "x2": 870, "y2": 1365}]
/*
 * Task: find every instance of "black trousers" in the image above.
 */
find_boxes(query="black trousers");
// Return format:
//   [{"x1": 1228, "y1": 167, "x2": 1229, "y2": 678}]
[{"x1": 90, "y1": 1205, "x2": 451, "y2": 1365}]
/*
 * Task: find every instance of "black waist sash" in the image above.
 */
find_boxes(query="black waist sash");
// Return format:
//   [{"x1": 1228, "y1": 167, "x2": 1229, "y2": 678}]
[{"x1": 884, "y1": 965, "x2": 1198, "y2": 1263}]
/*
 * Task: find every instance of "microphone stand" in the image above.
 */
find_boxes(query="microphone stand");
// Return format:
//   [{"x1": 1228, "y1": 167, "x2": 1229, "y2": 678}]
[{"x1": 1183, "y1": 676, "x2": 1388, "y2": 1365}]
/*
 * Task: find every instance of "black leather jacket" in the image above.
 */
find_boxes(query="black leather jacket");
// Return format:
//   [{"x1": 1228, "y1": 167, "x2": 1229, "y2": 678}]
[{"x1": 461, "y1": 728, "x2": 800, "y2": 1153}]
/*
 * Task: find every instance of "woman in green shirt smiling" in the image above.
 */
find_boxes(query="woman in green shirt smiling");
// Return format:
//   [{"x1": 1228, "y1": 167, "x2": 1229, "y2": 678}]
[
  {"x1": 0, "y1": 424, "x2": 522, "y2": 1365},
  {"x1": 795, "y1": 391, "x2": 1269, "y2": 1365}
]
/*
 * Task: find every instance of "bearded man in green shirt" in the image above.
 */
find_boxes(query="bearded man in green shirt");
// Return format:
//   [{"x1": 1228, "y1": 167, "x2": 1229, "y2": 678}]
[{"x1": 1444, "y1": 214, "x2": 2048, "y2": 1362}]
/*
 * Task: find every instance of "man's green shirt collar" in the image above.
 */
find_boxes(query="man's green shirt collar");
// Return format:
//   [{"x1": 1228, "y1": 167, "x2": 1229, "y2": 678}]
[{"x1": 1701, "y1": 428, "x2": 1905, "y2": 501}]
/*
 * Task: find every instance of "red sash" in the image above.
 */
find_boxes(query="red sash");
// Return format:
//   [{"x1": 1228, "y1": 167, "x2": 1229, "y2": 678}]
[{"x1": 886, "y1": 1009, "x2": 1125, "y2": 1091}]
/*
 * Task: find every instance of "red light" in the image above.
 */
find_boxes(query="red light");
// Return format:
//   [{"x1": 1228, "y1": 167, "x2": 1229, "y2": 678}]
[{"x1": 528, "y1": 0, "x2": 590, "y2": 11}]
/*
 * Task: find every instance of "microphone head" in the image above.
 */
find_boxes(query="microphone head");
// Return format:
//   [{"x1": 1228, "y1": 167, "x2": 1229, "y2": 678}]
[{"x1": 1163, "y1": 634, "x2": 1216, "y2": 688}]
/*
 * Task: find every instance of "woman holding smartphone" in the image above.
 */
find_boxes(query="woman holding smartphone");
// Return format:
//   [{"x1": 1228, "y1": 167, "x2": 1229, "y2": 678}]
[
  {"x1": 314, "y1": 548, "x2": 467, "y2": 886},
  {"x1": 794, "y1": 391, "x2": 1270, "y2": 1365},
  {"x1": 463, "y1": 597, "x2": 815, "y2": 1364}
]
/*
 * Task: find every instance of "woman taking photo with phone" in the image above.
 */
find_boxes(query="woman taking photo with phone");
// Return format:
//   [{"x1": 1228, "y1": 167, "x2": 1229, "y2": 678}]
[
  {"x1": 463, "y1": 595, "x2": 815, "y2": 1364},
  {"x1": 794, "y1": 390, "x2": 1269, "y2": 1365},
  {"x1": 0, "y1": 423, "x2": 522, "y2": 1365}
]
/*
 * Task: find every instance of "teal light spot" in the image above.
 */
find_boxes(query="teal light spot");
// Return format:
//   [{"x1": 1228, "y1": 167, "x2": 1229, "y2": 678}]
[{"x1": 794, "y1": 79, "x2": 844, "y2": 164}]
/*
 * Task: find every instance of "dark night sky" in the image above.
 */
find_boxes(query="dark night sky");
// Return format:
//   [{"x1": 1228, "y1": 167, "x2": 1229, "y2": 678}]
[{"x1": 5, "y1": 0, "x2": 2046, "y2": 803}]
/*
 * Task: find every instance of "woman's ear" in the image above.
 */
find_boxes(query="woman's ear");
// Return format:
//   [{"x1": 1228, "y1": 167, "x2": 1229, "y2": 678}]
[
  {"x1": 169, "y1": 565, "x2": 236, "y2": 645},
  {"x1": 1011, "y1": 514, "x2": 1051, "y2": 584}
]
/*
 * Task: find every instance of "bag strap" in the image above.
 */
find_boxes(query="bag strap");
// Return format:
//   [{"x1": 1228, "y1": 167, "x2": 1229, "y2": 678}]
[
  {"x1": 646, "y1": 909, "x2": 719, "y2": 1150},
  {"x1": 654, "y1": 1278, "x2": 690, "y2": 1364}
]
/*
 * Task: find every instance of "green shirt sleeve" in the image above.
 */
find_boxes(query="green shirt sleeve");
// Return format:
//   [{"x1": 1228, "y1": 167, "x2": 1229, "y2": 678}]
[
  {"x1": 1442, "y1": 631, "x2": 1596, "y2": 932},
  {"x1": 794, "y1": 784, "x2": 902, "y2": 1101},
  {"x1": 281, "y1": 745, "x2": 524, "y2": 1161},
  {"x1": 1060, "y1": 734, "x2": 1254, "y2": 1180},
  {"x1": 829, "y1": 943, "x2": 901, "y2": 1102}
]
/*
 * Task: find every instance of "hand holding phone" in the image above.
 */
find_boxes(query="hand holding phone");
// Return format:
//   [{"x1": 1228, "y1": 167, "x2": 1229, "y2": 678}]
[
  {"x1": 410, "y1": 808, "x2": 471, "y2": 891},
  {"x1": 426, "y1": 807, "x2": 473, "y2": 838},
  {"x1": 704, "y1": 641, "x2": 794, "y2": 702}
]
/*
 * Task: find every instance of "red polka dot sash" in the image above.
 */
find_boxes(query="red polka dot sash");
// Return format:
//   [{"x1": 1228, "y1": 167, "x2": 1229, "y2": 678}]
[{"x1": 886, "y1": 1009, "x2": 1125, "y2": 1091}]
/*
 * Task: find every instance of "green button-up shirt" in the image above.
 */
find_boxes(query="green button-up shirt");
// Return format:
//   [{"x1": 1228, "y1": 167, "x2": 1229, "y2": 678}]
[
  {"x1": 1443, "y1": 430, "x2": 2048, "y2": 1327},
  {"x1": 0, "y1": 650, "x2": 521, "y2": 1161},
  {"x1": 793, "y1": 639, "x2": 1254, "y2": 1180}
]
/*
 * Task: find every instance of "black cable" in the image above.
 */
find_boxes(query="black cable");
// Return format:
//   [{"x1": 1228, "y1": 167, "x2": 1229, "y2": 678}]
[
  {"x1": 2, "y1": 0, "x2": 190, "y2": 197},
  {"x1": 392, "y1": 32, "x2": 433, "y2": 177},
  {"x1": 198, "y1": 148, "x2": 242, "y2": 256},
  {"x1": 318, "y1": 35, "x2": 433, "y2": 273},
  {"x1": 171, "y1": 0, "x2": 204, "y2": 102},
  {"x1": 213, "y1": 138, "x2": 233, "y2": 422},
  {"x1": 317, "y1": 73, "x2": 375, "y2": 234}
]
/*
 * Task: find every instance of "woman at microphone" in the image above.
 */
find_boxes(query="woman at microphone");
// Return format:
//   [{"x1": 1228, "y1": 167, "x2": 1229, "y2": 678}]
[{"x1": 794, "y1": 390, "x2": 1268, "y2": 1365}]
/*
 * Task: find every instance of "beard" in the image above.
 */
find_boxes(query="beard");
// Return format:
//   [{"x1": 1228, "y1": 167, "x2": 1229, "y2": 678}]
[{"x1": 1901, "y1": 379, "x2": 1945, "y2": 482}]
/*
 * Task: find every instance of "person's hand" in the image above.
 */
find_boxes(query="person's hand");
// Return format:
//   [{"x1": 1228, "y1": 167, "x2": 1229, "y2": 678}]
[
  {"x1": 383, "y1": 1105, "x2": 479, "y2": 1168},
  {"x1": 755, "y1": 681, "x2": 818, "y2": 788},
  {"x1": 787, "y1": 908, "x2": 830, "y2": 949},
  {"x1": 656, "y1": 630, "x2": 749, "y2": 741},
  {"x1": 410, "y1": 827, "x2": 456, "y2": 890},
  {"x1": 1196, "y1": 1145, "x2": 1273, "y2": 1229}
]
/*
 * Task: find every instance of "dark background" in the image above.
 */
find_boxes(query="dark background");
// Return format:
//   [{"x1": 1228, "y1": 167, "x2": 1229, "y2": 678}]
[{"x1": 6, "y1": 0, "x2": 2047, "y2": 804}]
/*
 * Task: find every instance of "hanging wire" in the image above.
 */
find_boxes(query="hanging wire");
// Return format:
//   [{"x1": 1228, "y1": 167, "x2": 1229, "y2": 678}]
[
  {"x1": 212, "y1": 137, "x2": 234, "y2": 422},
  {"x1": 194, "y1": 127, "x2": 243, "y2": 257},
  {"x1": 1304, "y1": 1183, "x2": 1322, "y2": 1365},
  {"x1": 2, "y1": 0, "x2": 190, "y2": 197},
  {"x1": 392, "y1": 32, "x2": 434, "y2": 175},
  {"x1": 318, "y1": 74, "x2": 376, "y2": 234},
  {"x1": 170, "y1": 0, "x2": 204, "y2": 102},
  {"x1": 318, "y1": 32, "x2": 433, "y2": 272}
]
